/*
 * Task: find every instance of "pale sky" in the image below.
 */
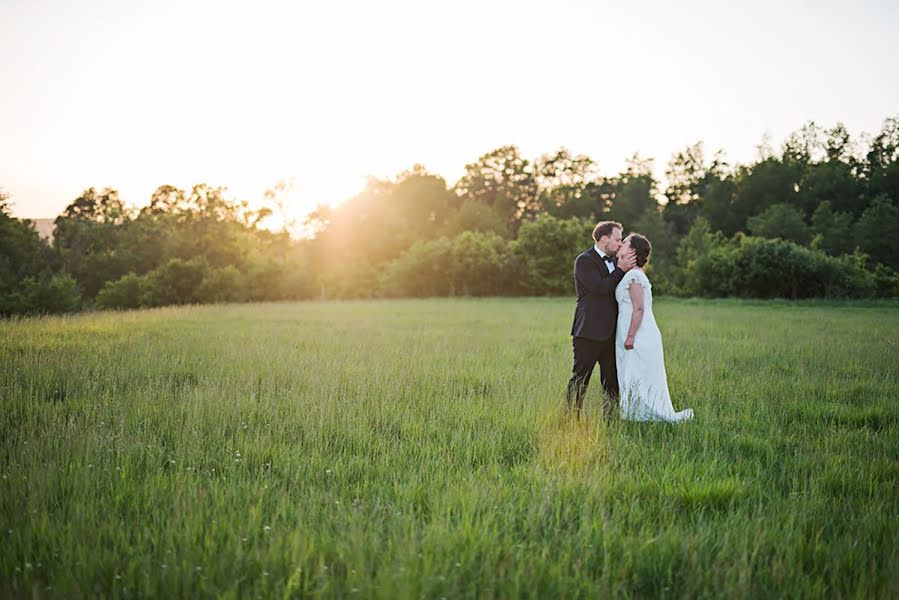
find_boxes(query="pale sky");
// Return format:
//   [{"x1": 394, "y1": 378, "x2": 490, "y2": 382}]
[{"x1": 2, "y1": 0, "x2": 898, "y2": 228}]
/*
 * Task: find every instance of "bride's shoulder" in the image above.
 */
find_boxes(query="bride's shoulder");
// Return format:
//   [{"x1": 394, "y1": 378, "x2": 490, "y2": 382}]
[{"x1": 625, "y1": 268, "x2": 651, "y2": 287}]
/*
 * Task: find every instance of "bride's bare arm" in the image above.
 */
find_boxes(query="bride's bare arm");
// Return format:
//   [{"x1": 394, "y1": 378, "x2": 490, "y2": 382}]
[{"x1": 624, "y1": 278, "x2": 645, "y2": 350}]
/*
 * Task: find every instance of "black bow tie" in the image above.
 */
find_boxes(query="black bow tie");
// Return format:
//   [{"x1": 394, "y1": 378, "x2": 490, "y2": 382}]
[{"x1": 602, "y1": 255, "x2": 615, "y2": 263}]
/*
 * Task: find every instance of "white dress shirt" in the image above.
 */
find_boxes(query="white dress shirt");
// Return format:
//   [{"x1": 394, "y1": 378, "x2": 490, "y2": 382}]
[{"x1": 594, "y1": 244, "x2": 615, "y2": 274}]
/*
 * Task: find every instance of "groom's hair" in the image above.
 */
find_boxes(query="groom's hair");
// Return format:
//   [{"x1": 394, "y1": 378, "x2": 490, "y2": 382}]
[
  {"x1": 628, "y1": 234, "x2": 652, "y2": 267},
  {"x1": 592, "y1": 221, "x2": 622, "y2": 242}
]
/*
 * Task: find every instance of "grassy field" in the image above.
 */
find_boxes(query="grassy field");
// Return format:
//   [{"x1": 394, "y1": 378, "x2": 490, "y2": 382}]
[{"x1": 1, "y1": 298, "x2": 897, "y2": 598}]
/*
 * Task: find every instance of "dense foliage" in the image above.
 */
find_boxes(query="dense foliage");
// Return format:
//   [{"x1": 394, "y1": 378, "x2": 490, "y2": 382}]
[{"x1": 2, "y1": 118, "x2": 898, "y2": 314}]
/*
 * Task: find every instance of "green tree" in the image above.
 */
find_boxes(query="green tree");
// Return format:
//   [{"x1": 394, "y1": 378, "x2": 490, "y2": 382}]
[
  {"x1": 53, "y1": 188, "x2": 132, "y2": 299},
  {"x1": 675, "y1": 217, "x2": 728, "y2": 294},
  {"x1": 631, "y1": 208, "x2": 679, "y2": 293},
  {"x1": 0, "y1": 193, "x2": 50, "y2": 291},
  {"x1": 391, "y1": 166, "x2": 454, "y2": 233},
  {"x1": 824, "y1": 122, "x2": 855, "y2": 164},
  {"x1": 0, "y1": 192, "x2": 74, "y2": 315},
  {"x1": 865, "y1": 117, "x2": 899, "y2": 201},
  {"x1": 161, "y1": 184, "x2": 262, "y2": 268},
  {"x1": 799, "y1": 160, "x2": 864, "y2": 217},
  {"x1": 700, "y1": 176, "x2": 741, "y2": 236},
  {"x1": 142, "y1": 185, "x2": 188, "y2": 217},
  {"x1": 686, "y1": 235, "x2": 875, "y2": 299},
  {"x1": 380, "y1": 237, "x2": 454, "y2": 297},
  {"x1": 662, "y1": 142, "x2": 708, "y2": 235},
  {"x1": 196, "y1": 265, "x2": 246, "y2": 303},
  {"x1": 854, "y1": 195, "x2": 899, "y2": 268},
  {"x1": 116, "y1": 212, "x2": 170, "y2": 275},
  {"x1": 514, "y1": 215, "x2": 592, "y2": 295},
  {"x1": 747, "y1": 203, "x2": 811, "y2": 245},
  {"x1": 13, "y1": 273, "x2": 80, "y2": 314},
  {"x1": 140, "y1": 257, "x2": 212, "y2": 307},
  {"x1": 734, "y1": 159, "x2": 802, "y2": 228},
  {"x1": 440, "y1": 200, "x2": 510, "y2": 238},
  {"x1": 665, "y1": 142, "x2": 706, "y2": 206},
  {"x1": 782, "y1": 121, "x2": 825, "y2": 167},
  {"x1": 95, "y1": 273, "x2": 144, "y2": 310},
  {"x1": 447, "y1": 231, "x2": 518, "y2": 296},
  {"x1": 453, "y1": 145, "x2": 538, "y2": 226},
  {"x1": 242, "y1": 257, "x2": 286, "y2": 302},
  {"x1": 810, "y1": 201, "x2": 855, "y2": 256},
  {"x1": 534, "y1": 148, "x2": 603, "y2": 220},
  {"x1": 606, "y1": 154, "x2": 658, "y2": 227}
]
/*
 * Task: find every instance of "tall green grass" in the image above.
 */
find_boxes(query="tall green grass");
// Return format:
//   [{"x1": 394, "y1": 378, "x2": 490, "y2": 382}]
[{"x1": 1, "y1": 298, "x2": 897, "y2": 598}]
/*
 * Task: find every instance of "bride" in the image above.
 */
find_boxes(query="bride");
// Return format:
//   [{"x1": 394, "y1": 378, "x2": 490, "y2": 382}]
[{"x1": 615, "y1": 234, "x2": 694, "y2": 423}]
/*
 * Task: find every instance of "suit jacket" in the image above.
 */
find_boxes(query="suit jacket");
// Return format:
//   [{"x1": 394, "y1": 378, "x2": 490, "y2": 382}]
[{"x1": 570, "y1": 247, "x2": 625, "y2": 342}]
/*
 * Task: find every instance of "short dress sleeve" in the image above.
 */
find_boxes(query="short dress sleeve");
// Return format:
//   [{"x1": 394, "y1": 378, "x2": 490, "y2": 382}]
[{"x1": 625, "y1": 270, "x2": 652, "y2": 290}]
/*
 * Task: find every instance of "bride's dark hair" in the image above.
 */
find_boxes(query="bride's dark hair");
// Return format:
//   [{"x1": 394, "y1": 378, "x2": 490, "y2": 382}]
[{"x1": 628, "y1": 234, "x2": 652, "y2": 267}]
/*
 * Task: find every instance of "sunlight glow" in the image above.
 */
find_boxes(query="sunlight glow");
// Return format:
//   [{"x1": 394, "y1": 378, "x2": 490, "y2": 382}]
[{"x1": 2, "y1": 0, "x2": 898, "y2": 231}]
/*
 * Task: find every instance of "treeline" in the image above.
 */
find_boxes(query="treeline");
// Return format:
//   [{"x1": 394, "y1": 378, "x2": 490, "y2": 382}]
[{"x1": 2, "y1": 118, "x2": 898, "y2": 315}]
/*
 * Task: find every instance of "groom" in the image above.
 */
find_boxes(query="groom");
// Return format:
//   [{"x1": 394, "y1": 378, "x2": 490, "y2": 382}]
[{"x1": 567, "y1": 221, "x2": 635, "y2": 418}]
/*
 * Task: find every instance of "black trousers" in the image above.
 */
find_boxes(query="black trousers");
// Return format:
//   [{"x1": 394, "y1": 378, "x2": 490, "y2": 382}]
[{"x1": 567, "y1": 336, "x2": 619, "y2": 416}]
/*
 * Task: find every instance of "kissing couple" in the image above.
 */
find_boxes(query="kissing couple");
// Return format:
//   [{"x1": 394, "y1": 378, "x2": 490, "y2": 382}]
[{"x1": 567, "y1": 221, "x2": 694, "y2": 423}]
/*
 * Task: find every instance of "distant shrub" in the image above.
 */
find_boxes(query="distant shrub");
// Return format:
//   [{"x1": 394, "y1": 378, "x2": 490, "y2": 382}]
[
  {"x1": 2, "y1": 273, "x2": 81, "y2": 315},
  {"x1": 448, "y1": 231, "x2": 519, "y2": 296},
  {"x1": 380, "y1": 237, "x2": 455, "y2": 297},
  {"x1": 95, "y1": 272, "x2": 144, "y2": 309},
  {"x1": 97, "y1": 259, "x2": 315, "y2": 309},
  {"x1": 140, "y1": 257, "x2": 211, "y2": 306},
  {"x1": 683, "y1": 235, "x2": 879, "y2": 299},
  {"x1": 196, "y1": 265, "x2": 246, "y2": 303},
  {"x1": 381, "y1": 231, "x2": 519, "y2": 297},
  {"x1": 872, "y1": 263, "x2": 899, "y2": 297},
  {"x1": 0, "y1": 198, "x2": 77, "y2": 315},
  {"x1": 243, "y1": 258, "x2": 286, "y2": 302},
  {"x1": 278, "y1": 264, "x2": 318, "y2": 300},
  {"x1": 514, "y1": 215, "x2": 591, "y2": 295}
]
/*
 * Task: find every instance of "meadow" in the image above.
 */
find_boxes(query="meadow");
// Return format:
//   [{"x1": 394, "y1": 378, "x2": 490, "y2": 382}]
[{"x1": 1, "y1": 298, "x2": 897, "y2": 598}]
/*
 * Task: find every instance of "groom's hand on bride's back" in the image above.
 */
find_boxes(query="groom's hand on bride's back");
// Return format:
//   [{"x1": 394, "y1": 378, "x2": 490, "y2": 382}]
[{"x1": 618, "y1": 251, "x2": 636, "y2": 272}]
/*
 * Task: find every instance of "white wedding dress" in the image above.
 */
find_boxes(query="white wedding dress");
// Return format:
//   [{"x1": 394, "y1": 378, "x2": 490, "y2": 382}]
[{"x1": 615, "y1": 269, "x2": 693, "y2": 423}]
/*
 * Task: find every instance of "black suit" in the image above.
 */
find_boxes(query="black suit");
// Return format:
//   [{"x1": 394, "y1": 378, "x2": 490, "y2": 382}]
[{"x1": 567, "y1": 247, "x2": 625, "y2": 416}]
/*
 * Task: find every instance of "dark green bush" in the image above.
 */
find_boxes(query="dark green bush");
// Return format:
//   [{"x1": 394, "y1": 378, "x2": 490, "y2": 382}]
[
  {"x1": 95, "y1": 272, "x2": 144, "y2": 309},
  {"x1": 1, "y1": 273, "x2": 81, "y2": 315},
  {"x1": 683, "y1": 235, "x2": 880, "y2": 299},
  {"x1": 140, "y1": 257, "x2": 211, "y2": 307}
]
